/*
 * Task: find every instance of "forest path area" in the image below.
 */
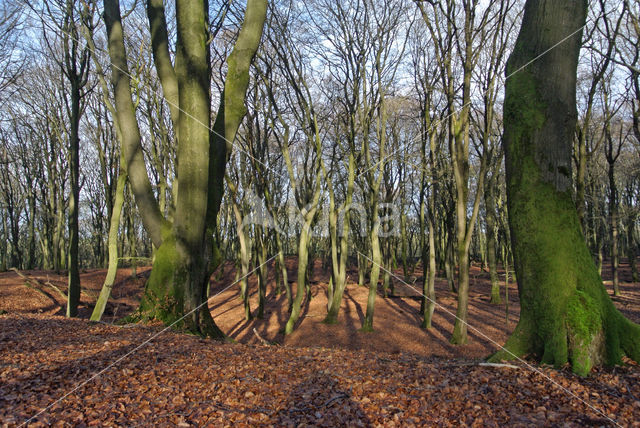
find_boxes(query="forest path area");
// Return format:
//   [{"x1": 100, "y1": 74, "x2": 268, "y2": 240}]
[{"x1": 1, "y1": 259, "x2": 640, "y2": 425}]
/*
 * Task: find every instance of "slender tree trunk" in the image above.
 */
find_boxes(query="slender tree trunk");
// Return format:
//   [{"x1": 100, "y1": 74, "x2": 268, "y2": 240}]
[
  {"x1": 91, "y1": 165, "x2": 127, "y2": 321},
  {"x1": 66, "y1": 81, "x2": 82, "y2": 318},
  {"x1": 266, "y1": 198, "x2": 289, "y2": 305},
  {"x1": 400, "y1": 210, "x2": 409, "y2": 279},
  {"x1": 628, "y1": 217, "x2": 638, "y2": 282},
  {"x1": 450, "y1": 239, "x2": 470, "y2": 344},
  {"x1": 419, "y1": 180, "x2": 428, "y2": 316},
  {"x1": 323, "y1": 153, "x2": 356, "y2": 324},
  {"x1": 486, "y1": 174, "x2": 502, "y2": 304},
  {"x1": 609, "y1": 164, "x2": 620, "y2": 296},
  {"x1": 276, "y1": 244, "x2": 291, "y2": 310},
  {"x1": 362, "y1": 220, "x2": 381, "y2": 332},
  {"x1": 232, "y1": 202, "x2": 252, "y2": 321},
  {"x1": 285, "y1": 218, "x2": 313, "y2": 334},
  {"x1": 358, "y1": 253, "x2": 365, "y2": 287},
  {"x1": 26, "y1": 192, "x2": 36, "y2": 269},
  {"x1": 54, "y1": 200, "x2": 65, "y2": 272},
  {"x1": 383, "y1": 243, "x2": 393, "y2": 296},
  {"x1": 126, "y1": 207, "x2": 137, "y2": 278},
  {"x1": 422, "y1": 216, "x2": 437, "y2": 329},
  {"x1": 256, "y1": 226, "x2": 267, "y2": 319},
  {"x1": 444, "y1": 236, "x2": 456, "y2": 293}
]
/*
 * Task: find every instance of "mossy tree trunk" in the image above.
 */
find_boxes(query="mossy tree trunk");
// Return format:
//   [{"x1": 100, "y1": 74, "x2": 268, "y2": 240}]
[
  {"x1": 104, "y1": 0, "x2": 266, "y2": 337},
  {"x1": 284, "y1": 213, "x2": 316, "y2": 335},
  {"x1": 492, "y1": 0, "x2": 640, "y2": 376}
]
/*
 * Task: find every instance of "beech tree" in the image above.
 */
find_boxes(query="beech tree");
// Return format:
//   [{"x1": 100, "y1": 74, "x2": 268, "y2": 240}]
[
  {"x1": 491, "y1": 0, "x2": 640, "y2": 375},
  {"x1": 103, "y1": 0, "x2": 267, "y2": 337},
  {"x1": 35, "y1": 0, "x2": 94, "y2": 317}
]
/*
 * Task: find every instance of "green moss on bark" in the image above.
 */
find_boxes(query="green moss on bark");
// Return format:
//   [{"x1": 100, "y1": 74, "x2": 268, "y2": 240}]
[
  {"x1": 566, "y1": 290, "x2": 603, "y2": 376},
  {"x1": 136, "y1": 234, "x2": 185, "y2": 327}
]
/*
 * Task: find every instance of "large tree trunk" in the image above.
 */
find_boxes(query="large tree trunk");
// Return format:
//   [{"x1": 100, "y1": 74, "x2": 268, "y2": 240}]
[
  {"x1": 104, "y1": 0, "x2": 266, "y2": 337},
  {"x1": 492, "y1": 0, "x2": 640, "y2": 376},
  {"x1": 104, "y1": 0, "x2": 170, "y2": 249}
]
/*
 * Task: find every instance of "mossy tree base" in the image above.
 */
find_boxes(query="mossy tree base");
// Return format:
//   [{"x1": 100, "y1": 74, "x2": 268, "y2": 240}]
[
  {"x1": 131, "y1": 235, "x2": 225, "y2": 339},
  {"x1": 489, "y1": 286, "x2": 640, "y2": 377},
  {"x1": 323, "y1": 316, "x2": 339, "y2": 325},
  {"x1": 489, "y1": 284, "x2": 503, "y2": 305},
  {"x1": 359, "y1": 325, "x2": 374, "y2": 333}
]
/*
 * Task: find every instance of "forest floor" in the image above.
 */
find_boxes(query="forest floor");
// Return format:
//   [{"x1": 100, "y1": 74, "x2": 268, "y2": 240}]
[{"x1": 1, "y1": 259, "x2": 639, "y2": 426}]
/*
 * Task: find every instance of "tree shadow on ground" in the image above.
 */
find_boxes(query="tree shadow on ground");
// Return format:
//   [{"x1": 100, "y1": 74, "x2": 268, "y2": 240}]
[{"x1": 275, "y1": 371, "x2": 371, "y2": 427}]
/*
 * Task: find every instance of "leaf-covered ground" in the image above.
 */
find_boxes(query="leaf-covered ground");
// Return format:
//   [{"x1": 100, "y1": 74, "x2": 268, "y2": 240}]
[
  {"x1": 1, "y1": 314, "x2": 639, "y2": 427},
  {"x1": 1, "y1": 260, "x2": 640, "y2": 426}
]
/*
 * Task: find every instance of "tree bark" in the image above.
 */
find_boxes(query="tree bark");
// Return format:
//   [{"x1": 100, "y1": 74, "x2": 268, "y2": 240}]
[{"x1": 492, "y1": 0, "x2": 640, "y2": 375}]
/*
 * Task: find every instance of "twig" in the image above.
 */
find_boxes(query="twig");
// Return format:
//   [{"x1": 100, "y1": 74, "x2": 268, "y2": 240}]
[
  {"x1": 436, "y1": 361, "x2": 521, "y2": 370},
  {"x1": 16, "y1": 281, "x2": 61, "y2": 310},
  {"x1": 252, "y1": 328, "x2": 272, "y2": 346},
  {"x1": 323, "y1": 393, "x2": 349, "y2": 408},
  {"x1": 11, "y1": 268, "x2": 67, "y2": 301},
  {"x1": 478, "y1": 362, "x2": 520, "y2": 369}
]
